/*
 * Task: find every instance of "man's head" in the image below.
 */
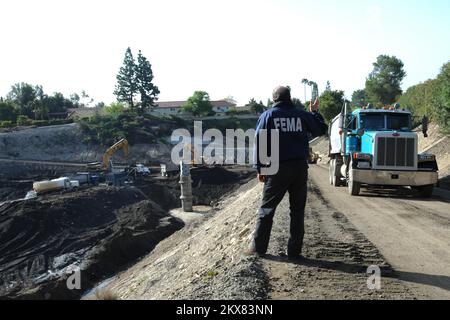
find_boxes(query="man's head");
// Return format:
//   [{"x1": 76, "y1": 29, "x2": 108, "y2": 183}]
[{"x1": 272, "y1": 86, "x2": 291, "y2": 103}]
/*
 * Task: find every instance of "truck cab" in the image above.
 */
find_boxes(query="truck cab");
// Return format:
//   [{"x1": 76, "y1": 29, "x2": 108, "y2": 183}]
[{"x1": 329, "y1": 105, "x2": 438, "y2": 197}]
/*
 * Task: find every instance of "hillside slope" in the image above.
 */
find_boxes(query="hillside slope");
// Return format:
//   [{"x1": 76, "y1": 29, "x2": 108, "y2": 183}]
[{"x1": 0, "y1": 123, "x2": 171, "y2": 164}]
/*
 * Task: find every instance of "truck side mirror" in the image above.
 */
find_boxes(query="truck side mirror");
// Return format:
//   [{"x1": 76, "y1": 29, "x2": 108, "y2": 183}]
[{"x1": 357, "y1": 129, "x2": 365, "y2": 137}]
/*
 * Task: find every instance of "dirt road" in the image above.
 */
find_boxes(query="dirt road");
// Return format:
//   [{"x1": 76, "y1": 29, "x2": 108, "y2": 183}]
[
  {"x1": 308, "y1": 164, "x2": 450, "y2": 299},
  {"x1": 262, "y1": 180, "x2": 414, "y2": 300}
]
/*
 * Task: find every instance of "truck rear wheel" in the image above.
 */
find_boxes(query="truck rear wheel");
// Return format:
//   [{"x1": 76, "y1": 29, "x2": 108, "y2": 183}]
[
  {"x1": 413, "y1": 185, "x2": 434, "y2": 198},
  {"x1": 329, "y1": 159, "x2": 342, "y2": 187},
  {"x1": 329, "y1": 159, "x2": 335, "y2": 185},
  {"x1": 347, "y1": 167, "x2": 360, "y2": 196}
]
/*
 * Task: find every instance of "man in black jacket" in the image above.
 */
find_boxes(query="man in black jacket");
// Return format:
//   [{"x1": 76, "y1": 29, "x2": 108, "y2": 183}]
[{"x1": 249, "y1": 86, "x2": 328, "y2": 259}]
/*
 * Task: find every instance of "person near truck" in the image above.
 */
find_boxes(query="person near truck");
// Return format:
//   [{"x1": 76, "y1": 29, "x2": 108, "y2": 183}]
[{"x1": 248, "y1": 86, "x2": 328, "y2": 260}]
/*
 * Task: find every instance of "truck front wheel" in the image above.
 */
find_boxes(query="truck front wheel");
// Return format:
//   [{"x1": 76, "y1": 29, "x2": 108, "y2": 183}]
[
  {"x1": 347, "y1": 167, "x2": 360, "y2": 196},
  {"x1": 412, "y1": 184, "x2": 434, "y2": 198}
]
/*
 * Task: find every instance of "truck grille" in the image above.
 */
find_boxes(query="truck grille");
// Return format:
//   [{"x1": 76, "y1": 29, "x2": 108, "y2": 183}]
[{"x1": 376, "y1": 137, "x2": 415, "y2": 167}]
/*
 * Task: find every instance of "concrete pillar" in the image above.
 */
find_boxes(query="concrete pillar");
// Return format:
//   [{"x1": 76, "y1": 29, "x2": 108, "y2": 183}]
[{"x1": 179, "y1": 161, "x2": 193, "y2": 212}]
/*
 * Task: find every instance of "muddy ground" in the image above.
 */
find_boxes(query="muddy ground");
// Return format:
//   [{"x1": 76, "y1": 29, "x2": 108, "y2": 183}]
[
  {"x1": 0, "y1": 187, "x2": 184, "y2": 299},
  {"x1": 0, "y1": 165, "x2": 255, "y2": 300}
]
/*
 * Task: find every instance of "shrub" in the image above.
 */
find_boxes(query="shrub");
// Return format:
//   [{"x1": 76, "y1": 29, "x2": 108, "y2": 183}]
[
  {"x1": 0, "y1": 120, "x2": 14, "y2": 128},
  {"x1": 17, "y1": 115, "x2": 30, "y2": 126}
]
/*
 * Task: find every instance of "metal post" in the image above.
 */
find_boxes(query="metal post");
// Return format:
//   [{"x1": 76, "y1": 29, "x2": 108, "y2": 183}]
[{"x1": 179, "y1": 161, "x2": 193, "y2": 212}]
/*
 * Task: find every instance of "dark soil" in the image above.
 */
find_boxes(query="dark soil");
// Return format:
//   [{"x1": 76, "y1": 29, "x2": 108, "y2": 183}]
[
  {"x1": 0, "y1": 165, "x2": 255, "y2": 300},
  {"x1": 135, "y1": 166, "x2": 256, "y2": 208},
  {"x1": 0, "y1": 187, "x2": 184, "y2": 299},
  {"x1": 190, "y1": 166, "x2": 255, "y2": 205}
]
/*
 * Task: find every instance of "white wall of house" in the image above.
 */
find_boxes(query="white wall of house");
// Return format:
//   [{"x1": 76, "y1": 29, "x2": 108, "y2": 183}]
[
  {"x1": 212, "y1": 105, "x2": 230, "y2": 113},
  {"x1": 149, "y1": 101, "x2": 232, "y2": 118},
  {"x1": 150, "y1": 107, "x2": 182, "y2": 116}
]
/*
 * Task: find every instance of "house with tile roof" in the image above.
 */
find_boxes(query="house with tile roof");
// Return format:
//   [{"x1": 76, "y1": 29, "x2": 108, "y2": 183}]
[{"x1": 150, "y1": 100, "x2": 235, "y2": 117}]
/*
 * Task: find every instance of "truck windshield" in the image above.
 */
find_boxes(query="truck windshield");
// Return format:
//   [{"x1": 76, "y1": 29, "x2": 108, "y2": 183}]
[
  {"x1": 386, "y1": 114, "x2": 410, "y2": 131},
  {"x1": 359, "y1": 113, "x2": 410, "y2": 131},
  {"x1": 359, "y1": 114, "x2": 384, "y2": 130}
]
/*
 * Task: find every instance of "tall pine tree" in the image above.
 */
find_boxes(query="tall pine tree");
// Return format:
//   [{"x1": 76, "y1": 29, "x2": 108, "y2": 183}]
[
  {"x1": 136, "y1": 50, "x2": 160, "y2": 112},
  {"x1": 114, "y1": 47, "x2": 137, "y2": 109}
]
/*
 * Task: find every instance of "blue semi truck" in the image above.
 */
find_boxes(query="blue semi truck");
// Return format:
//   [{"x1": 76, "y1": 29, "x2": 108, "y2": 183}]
[{"x1": 328, "y1": 103, "x2": 438, "y2": 197}]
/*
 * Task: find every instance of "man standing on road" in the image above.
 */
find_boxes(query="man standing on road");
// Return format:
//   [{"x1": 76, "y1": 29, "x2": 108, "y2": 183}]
[{"x1": 248, "y1": 86, "x2": 328, "y2": 260}]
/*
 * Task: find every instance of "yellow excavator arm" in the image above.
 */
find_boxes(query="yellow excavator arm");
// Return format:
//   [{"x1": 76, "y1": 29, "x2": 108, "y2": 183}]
[{"x1": 102, "y1": 138, "x2": 129, "y2": 169}]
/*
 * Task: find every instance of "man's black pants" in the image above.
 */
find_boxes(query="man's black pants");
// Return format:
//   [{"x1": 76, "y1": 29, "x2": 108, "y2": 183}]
[{"x1": 252, "y1": 160, "x2": 308, "y2": 256}]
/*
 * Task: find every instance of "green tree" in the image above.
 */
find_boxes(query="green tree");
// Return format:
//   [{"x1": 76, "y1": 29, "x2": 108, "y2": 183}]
[
  {"x1": 41, "y1": 92, "x2": 73, "y2": 113},
  {"x1": 70, "y1": 93, "x2": 81, "y2": 108},
  {"x1": 246, "y1": 98, "x2": 265, "y2": 114},
  {"x1": 136, "y1": 50, "x2": 159, "y2": 112},
  {"x1": 365, "y1": 55, "x2": 406, "y2": 105},
  {"x1": 434, "y1": 61, "x2": 450, "y2": 130},
  {"x1": 351, "y1": 89, "x2": 366, "y2": 108},
  {"x1": 105, "y1": 102, "x2": 126, "y2": 117},
  {"x1": 95, "y1": 102, "x2": 106, "y2": 109},
  {"x1": 318, "y1": 90, "x2": 345, "y2": 123},
  {"x1": 182, "y1": 91, "x2": 213, "y2": 116},
  {"x1": 399, "y1": 80, "x2": 437, "y2": 119},
  {"x1": 292, "y1": 98, "x2": 305, "y2": 110},
  {"x1": 114, "y1": 47, "x2": 138, "y2": 109},
  {"x1": 32, "y1": 99, "x2": 49, "y2": 120},
  {"x1": 7, "y1": 82, "x2": 38, "y2": 117},
  {"x1": 301, "y1": 78, "x2": 309, "y2": 102},
  {"x1": 0, "y1": 101, "x2": 19, "y2": 122}
]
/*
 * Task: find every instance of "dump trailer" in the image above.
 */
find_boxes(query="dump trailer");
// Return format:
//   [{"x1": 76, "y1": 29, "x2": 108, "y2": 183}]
[{"x1": 329, "y1": 104, "x2": 438, "y2": 197}]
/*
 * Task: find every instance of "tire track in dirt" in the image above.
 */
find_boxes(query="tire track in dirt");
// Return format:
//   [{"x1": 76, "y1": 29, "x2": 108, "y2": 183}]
[{"x1": 308, "y1": 164, "x2": 450, "y2": 299}]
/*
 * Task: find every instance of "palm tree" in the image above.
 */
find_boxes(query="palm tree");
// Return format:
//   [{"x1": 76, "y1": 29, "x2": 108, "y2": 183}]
[{"x1": 301, "y1": 78, "x2": 309, "y2": 103}]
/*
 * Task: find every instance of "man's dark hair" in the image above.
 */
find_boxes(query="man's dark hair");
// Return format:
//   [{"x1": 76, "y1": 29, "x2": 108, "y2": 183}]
[{"x1": 272, "y1": 86, "x2": 291, "y2": 103}]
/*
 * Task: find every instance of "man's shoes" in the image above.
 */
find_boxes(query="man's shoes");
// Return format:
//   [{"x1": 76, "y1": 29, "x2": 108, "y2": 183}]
[
  {"x1": 287, "y1": 254, "x2": 305, "y2": 261},
  {"x1": 244, "y1": 248, "x2": 266, "y2": 258}
]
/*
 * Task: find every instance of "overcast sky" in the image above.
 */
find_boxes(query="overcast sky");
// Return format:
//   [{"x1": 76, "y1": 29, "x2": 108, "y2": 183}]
[{"x1": 0, "y1": 0, "x2": 449, "y2": 106}]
